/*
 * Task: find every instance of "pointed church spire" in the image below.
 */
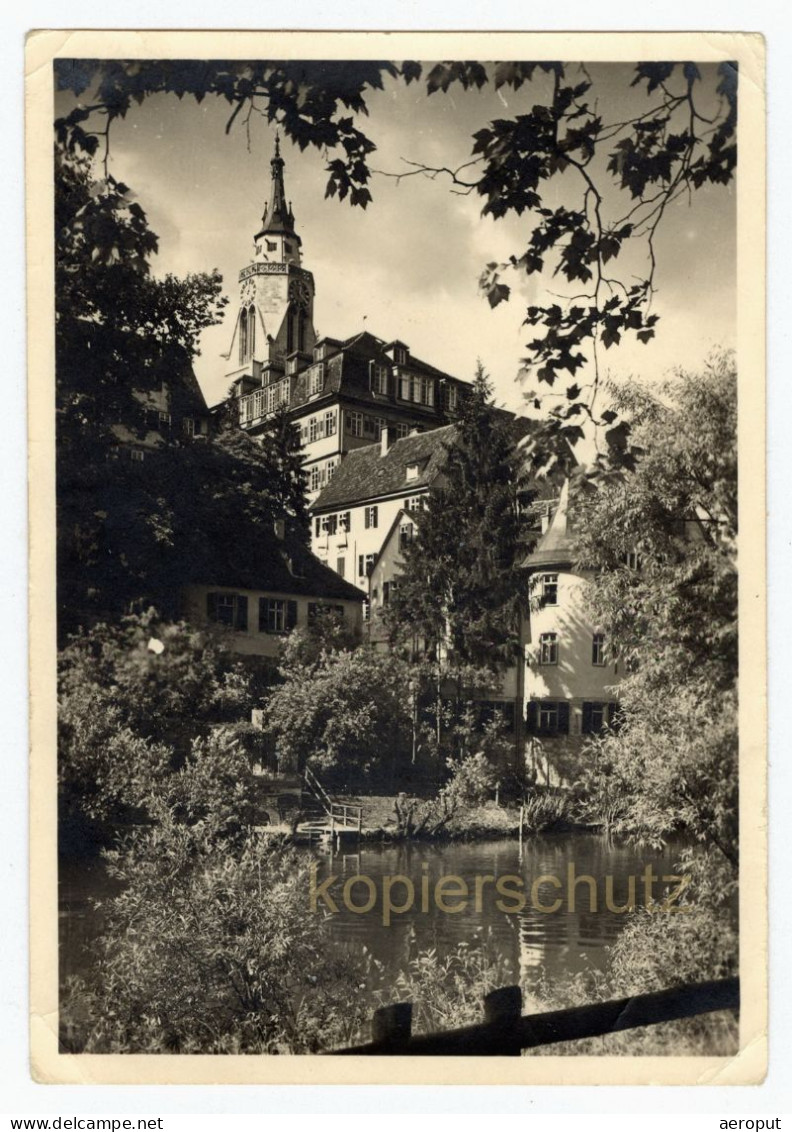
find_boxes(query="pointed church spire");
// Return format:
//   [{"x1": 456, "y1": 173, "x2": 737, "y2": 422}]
[{"x1": 257, "y1": 130, "x2": 299, "y2": 242}]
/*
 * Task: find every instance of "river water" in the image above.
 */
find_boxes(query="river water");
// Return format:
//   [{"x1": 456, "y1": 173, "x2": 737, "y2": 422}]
[{"x1": 60, "y1": 832, "x2": 687, "y2": 999}]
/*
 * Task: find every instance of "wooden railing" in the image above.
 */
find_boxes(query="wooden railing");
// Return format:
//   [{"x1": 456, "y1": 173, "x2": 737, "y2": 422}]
[
  {"x1": 331, "y1": 977, "x2": 739, "y2": 1056},
  {"x1": 303, "y1": 765, "x2": 363, "y2": 832}
]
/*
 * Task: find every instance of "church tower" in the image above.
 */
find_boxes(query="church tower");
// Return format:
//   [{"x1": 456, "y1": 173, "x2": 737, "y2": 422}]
[{"x1": 226, "y1": 134, "x2": 317, "y2": 397}]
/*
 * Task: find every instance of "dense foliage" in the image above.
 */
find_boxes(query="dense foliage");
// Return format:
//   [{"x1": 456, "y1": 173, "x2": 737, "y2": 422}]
[{"x1": 573, "y1": 353, "x2": 738, "y2": 866}]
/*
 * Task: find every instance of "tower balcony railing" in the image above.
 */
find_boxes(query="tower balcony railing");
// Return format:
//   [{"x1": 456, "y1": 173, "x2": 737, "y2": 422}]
[{"x1": 239, "y1": 380, "x2": 290, "y2": 426}]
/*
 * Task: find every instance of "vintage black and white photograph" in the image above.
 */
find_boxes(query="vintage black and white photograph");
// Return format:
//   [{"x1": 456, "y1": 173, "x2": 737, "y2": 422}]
[{"x1": 27, "y1": 31, "x2": 765, "y2": 1083}]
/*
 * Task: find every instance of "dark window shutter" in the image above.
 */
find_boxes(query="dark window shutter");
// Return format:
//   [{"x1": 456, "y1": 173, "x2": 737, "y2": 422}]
[
  {"x1": 286, "y1": 600, "x2": 298, "y2": 630},
  {"x1": 315, "y1": 517, "x2": 321, "y2": 537},
  {"x1": 235, "y1": 595, "x2": 248, "y2": 631},
  {"x1": 581, "y1": 701, "x2": 593, "y2": 734},
  {"x1": 607, "y1": 702, "x2": 620, "y2": 731},
  {"x1": 207, "y1": 592, "x2": 218, "y2": 622},
  {"x1": 526, "y1": 701, "x2": 538, "y2": 735},
  {"x1": 258, "y1": 598, "x2": 267, "y2": 632},
  {"x1": 558, "y1": 701, "x2": 570, "y2": 734}
]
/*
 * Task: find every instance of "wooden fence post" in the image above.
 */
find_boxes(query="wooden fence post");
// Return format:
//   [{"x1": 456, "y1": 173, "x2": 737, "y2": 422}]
[
  {"x1": 371, "y1": 1002, "x2": 413, "y2": 1051},
  {"x1": 483, "y1": 985, "x2": 523, "y2": 1056}
]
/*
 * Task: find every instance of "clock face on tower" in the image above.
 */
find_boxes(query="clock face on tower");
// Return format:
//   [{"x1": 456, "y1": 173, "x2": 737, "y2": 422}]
[{"x1": 289, "y1": 277, "x2": 311, "y2": 311}]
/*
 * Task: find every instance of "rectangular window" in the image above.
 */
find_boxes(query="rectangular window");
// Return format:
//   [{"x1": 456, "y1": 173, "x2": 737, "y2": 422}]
[
  {"x1": 444, "y1": 384, "x2": 458, "y2": 412},
  {"x1": 260, "y1": 598, "x2": 286, "y2": 634},
  {"x1": 182, "y1": 417, "x2": 195, "y2": 437},
  {"x1": 622, "y1": 551, "x2": 642, "y2": 570},
  {"x1": 538, "y1": 702, "x2": 558, "y2": 731},
  {"x1": 398, "y1": 371, "x2": 411, "y2": 401},
  {"x1": 310, "y1": 365, "x2": 325, "y2": 397},
  {"x1": 321, "y1": 514, "x2": 338, "y2": 536},
  {"x1": 541, "y1": 573, "x2": 558, "y2": 605},
  {"x1": 260, "y1": 598, "x2": 297, "y2": 634},
  {"x1": 363, "y1": 415, "x2": 378, "y2": 438},
  {"x1": 364, "y1": 506, "x2": 379, "y2": 530},
  {"x1": 358, "y1": 553, "x2": 375, "y2": 578},
  {"x1": 582, "y1": 701, "x2": 609, "y2": 734},
  {"x1": 395, "y1": 423, "x2": 410, "y2": 439},
  {"x1": 592, "y1": 633, "x2": 606, "y2": 666},
  {"x1": 346, "y1": 411, "x2": 364, "y2": 437},
  {"x1": 158, "y1": 411, "x2": 171, "y2": 430},
  {"x1": 324, "y1": 409, "x2": 337, "y2": 437},
  {"x1": 539, "y1": 632, "x2": 558, "y2": 665},
  {"x1": 399, "y1": 523, "x2": 412, "y2": 551},
  {"x1": 404, "y1": 495, "x2": 424, "y2": 512},
  {"x1": 309, "y1": 416, "x2": 320, "y2": 443},
  {"x1": 371, "y1": 363, "x2": 389, "y2": 395},
  {"x1": 207, "y1": 592, "x2": 248, "y2": 632},
  {"x1": 339, "y1": 511, "x2": 351, "y2": 532},
  {"x1": 405, "y1": 463, "x2": 420, "y2": 482},
  {"x1": 527, "y1": 700, "x2": 570, "y2": 736},
  {"x1": 309, "y1": 465, "x2": 321, "y2": 493}
]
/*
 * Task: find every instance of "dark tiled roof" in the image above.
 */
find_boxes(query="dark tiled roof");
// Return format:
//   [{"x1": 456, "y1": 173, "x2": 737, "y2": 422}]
[
  {"x1": 312, "y1": 425, "x2": 457, "y2": 511},
  {"x1": 284, "y1": 330, "x2": 469, "y2": 419},
  {"x1": 200, "y1": 533, "x2": 365, "y2": 601}
]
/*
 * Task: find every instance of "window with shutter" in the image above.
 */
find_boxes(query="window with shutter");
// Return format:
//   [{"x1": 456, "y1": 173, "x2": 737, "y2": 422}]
[
  {"x1": 557, "y1": 701, "x2": 570, "y2": 734},
  {"x1": 286, "y1": 600, "x2": 298, "y2": 631},
  {"x1": 235, "y1": 595, "x2": 248, "y2": 632},
  {"x1": 526, "y1": 701, "x2": 538, "y2": 735}
]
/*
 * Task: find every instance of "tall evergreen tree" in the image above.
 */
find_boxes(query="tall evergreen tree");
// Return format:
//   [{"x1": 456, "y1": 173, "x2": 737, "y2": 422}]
[{"x1": 387, "y1": 365, "x2": 525, "y2": 673}]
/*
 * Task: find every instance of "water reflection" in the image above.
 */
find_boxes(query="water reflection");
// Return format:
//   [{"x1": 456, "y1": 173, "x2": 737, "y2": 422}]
[{"x1": 316, "y1": 833, "x2": 685, "y2": 993}]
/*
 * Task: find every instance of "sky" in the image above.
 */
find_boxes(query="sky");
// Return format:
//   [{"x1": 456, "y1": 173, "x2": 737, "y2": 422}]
[{"x1": 57, "y1": 61, "x2": 736, "y2": 413}]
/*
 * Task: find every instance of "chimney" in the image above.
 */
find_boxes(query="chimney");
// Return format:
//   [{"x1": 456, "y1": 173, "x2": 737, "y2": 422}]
[
  {"x1": 380, "y1": 427, "x2": 390, "y2": 456},
  {"x1": 273, "y1": 518, "x2": 285, "y2": 540}
]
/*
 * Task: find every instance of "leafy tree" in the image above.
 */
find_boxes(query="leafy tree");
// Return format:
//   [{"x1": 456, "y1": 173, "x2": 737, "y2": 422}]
[
  {"x1": 60, "y1": 824, "x2": 373, "y2": 1053},
  {"x1": 265, "y1": 638, "x2": 414, "y2": 792},
  {"x1": 572, "y1": 352, "x2": 738, "y2": 866},
  {"x1": 387, "y1": 366, "x2": 526, "y2": 672},
  {"x1": 55, "y1": 58, "x2": 737, "y2": 455},
  {"x1": 58, "y1": 611, "x2": 261, "y2": 836},
  {"x1": 55, "y1": 147, "x2": 226, "y2": 454}
]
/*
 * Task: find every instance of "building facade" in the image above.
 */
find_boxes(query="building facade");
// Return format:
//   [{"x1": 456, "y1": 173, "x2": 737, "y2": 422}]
[
  {"x1": 522, "y1": 482, "x2": 620, "y2": 785},
  {"x1": 224, "y1": 139, "x2": 472, "y2": 500},
  {"x1": 309, "y1": 425, "x2": 453, "y2": 590},
  {"x1": 182, "y1": 520, "x2": 365, "y2": 659}
]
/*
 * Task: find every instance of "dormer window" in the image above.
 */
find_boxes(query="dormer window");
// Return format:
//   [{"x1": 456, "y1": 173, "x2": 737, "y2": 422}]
[
  {"x1": 394, "y1": 345, "x2": 407, "y2": 365},
  {"x1": 405, "y1": 463, "x2": 420, "y2": 482},
  {"x1": 370, "y1": 361, "x2": 389, "y2": 396},
  {"x1": 310, "y1": 364, "x2": 325, "y2": 397}
]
